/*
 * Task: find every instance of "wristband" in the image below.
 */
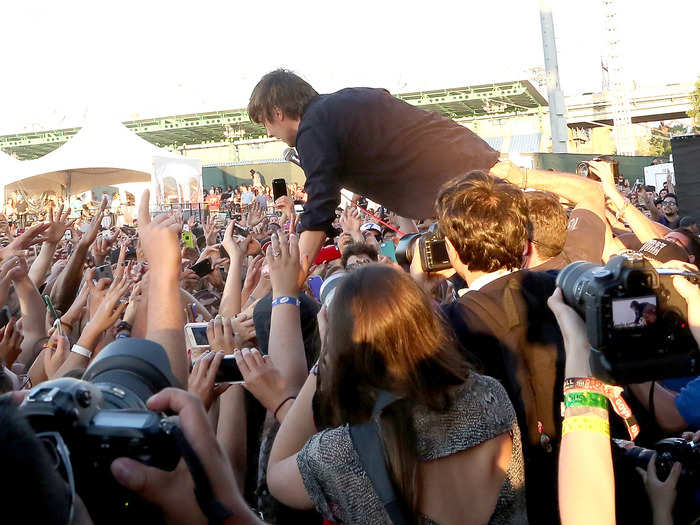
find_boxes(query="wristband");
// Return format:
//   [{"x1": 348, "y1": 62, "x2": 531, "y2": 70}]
[
  {"x1": 564, "y1": 392, "x2": 609, "y2": 411},
  {"x1": 116, "y1": 333, "x2": 131, "y2": 340},
  {"x1": 562, "y1": 415, "x2": 610, "y2": 438},
  {"x1": 70, "y1": 344, "x2": 92, "y2": 359},
  {"x1": 272, "y1": 296, "x2": 299, "y2": 307},
  {"x1": 273, "y1": 396, "x2": 296, "y2": 419},
  {"x1": 564, "y1": 377, "x2": 639, "y2": 440},
  {"x1": 116, "y1": 321, "x2": 132, "y2": 333}
]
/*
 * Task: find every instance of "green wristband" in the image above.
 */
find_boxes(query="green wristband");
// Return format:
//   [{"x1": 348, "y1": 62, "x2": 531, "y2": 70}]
[{"x1": 564, "y1": 391, "x2": 608, "y2": 410}]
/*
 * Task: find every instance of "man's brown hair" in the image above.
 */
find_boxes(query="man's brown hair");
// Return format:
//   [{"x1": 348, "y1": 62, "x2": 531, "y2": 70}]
[
  {"x1": 247, "y1": 69, "x2": 319, "y2": 124},
  {"x1": 435, "y1": 170, "x2": 530, "y2": 272},
  {"x1": 525, "y1": 191, "x2": 567, "y2": 259}
]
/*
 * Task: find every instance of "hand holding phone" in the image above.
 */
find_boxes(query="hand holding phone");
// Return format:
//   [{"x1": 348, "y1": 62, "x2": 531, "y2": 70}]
[{"x1": 189, "y1": 259, "x2": 213, "y2": 277}]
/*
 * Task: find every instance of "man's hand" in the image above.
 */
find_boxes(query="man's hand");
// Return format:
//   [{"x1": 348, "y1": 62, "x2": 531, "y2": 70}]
[
  {"x1": 137, "y1": 191, "x2": 181, "y2": 280},
  {"x1": 43, "y1": 332, "x2": 70, "y2": 379},
  {"x1": 202, "y1": 216, "x2": 218, "y2": 247},
  {"x1": 339, "y1": 205, "x2": 362, "y2": 235},
  {"x1": 221, "y1": 221, "x2": 251, "y2": 261},
  {"x1": 44, "y1": 204, "x2": 75, "y2": 244},
  {"x1": 275, "y1": 195, "x2": 295, "y2": 223},
  {"x1": 0, "y1": 318, "x2": 24, "y2": 368},
  {"x1": 0, "y1": 223, "x2": 50, "y2": 261},
  {"x1": 79, "y1": 196, "x2": 108, "y2": 249},
  {"x1": 636, "y1": 454, "x2": 681, "y2": 522},
  {"x1": 230, "y1": 313, "x2": 256, "y2": 347},
  {"x1": 111, "y1": 388, "x2": 256, "y2": 525},
  {"x1": 246, "y1": 201, "x2": 265, "y2": 228}
]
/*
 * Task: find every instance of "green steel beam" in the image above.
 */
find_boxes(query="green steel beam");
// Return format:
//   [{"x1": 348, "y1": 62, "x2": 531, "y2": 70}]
[{"x1": 1, "y1": 81, "x2": 547, "y2": 160}]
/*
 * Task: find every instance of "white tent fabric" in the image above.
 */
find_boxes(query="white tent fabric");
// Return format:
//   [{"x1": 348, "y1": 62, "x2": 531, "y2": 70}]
[{"x1": 4, "y1": 121, "x2": 193, "y2": 197}]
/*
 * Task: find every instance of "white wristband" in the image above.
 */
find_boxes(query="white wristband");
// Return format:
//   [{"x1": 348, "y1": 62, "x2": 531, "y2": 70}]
[{"x1": 70, "y1": 344, "x2": 92, "y2": 359}]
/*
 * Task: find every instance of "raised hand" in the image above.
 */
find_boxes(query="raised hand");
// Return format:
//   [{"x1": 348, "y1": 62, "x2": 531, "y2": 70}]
[
  {"x1": 88, "y1": 270, "x2": 130, "y2": 335},
  {"x1": 0, "y1": 318, "x2": 24, "y2": 368},
  {"x1": 79, "y1": 196, "x2": 109, "y2": 249},
  {"x1": 187, "y1": 350, "x2": 230, "y2": 410},
  {"x1": 267, "y1": 231, "x2": 301, "y2": 298},
  {"x1": 339, "y1": 205, "x2": 362, "y2": 235},
  {"x1": 0, "y1": 223, "x2": 50, "y2": 261},
  {"x1": 246, "y1": 200, "x2": 265, "y2": 228},
  {"x1": 137, "y1": 191, "x2": 181, "y2": 279},
  {"x1": 206, "y1": 316, "x2": 236, "y2": 354},
  {"x1": 274, "y1": 195, "x2": 295, "y2": 222},
  {"x1": 202, "y1": 215, "x2": 219, "y2": 247},
  {"x1": 45, "y1": 204, "x2": 75, "y2": 244},
  {"x1": 221, "y1": 221, "x2": 251, "y2": 261}
]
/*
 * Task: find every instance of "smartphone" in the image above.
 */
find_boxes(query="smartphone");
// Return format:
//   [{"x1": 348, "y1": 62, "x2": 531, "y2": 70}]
[
  {"x1": 380, "y1": 241, "x2": 397, "y2": 262},
  {"x1": 0, "y1": 306, "x2": 10, "y2": 329},
  {"x1": 219, "y1": 245, "x2": 229, "y2": 259},
  {"x1": 215, "y1": 355, "x2": 244, "y2": 384},
  {"x1": 272, "y1": 178, "x2": 287, "y2": 202},
  {"x1": 184, "y1": 322, "x2": 209, "y2": 350},
  {"x1": 181, "y1": 231, "x2": 195, "y2": 249},
  {"x1": 125, "y1": 246, "x2": 137, "y2": 261},
  {"x1": 95, "y1": 264, "x2": 113, "y2": 282},
  {"x1": 196, "y1": 235, "x2": 207, "y2": 251},
  {"x1": 189, "y1": 259, "x2": 213, "y2": 277},
  {"x1": 308, "y1": 275, "x2": 323, "y2": 301}
]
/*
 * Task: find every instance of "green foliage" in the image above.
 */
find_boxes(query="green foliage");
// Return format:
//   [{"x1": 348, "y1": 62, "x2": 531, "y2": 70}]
[
  {"x1": 647, "y1": 123, "x2": 689, "y2": 157},
  {"x1": 688, "y1": 77, "x2": 700, "y2": 131}
]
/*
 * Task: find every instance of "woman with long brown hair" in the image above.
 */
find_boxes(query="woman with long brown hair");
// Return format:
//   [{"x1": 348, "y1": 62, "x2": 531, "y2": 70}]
[{"x1": 263, "y1": 232, "x2": 527, "y2": 525}]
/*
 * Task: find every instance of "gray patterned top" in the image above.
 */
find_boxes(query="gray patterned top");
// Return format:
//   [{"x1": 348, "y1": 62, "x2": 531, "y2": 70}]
[{"x1": 297, "y1": 373, "x2": 528, "y2": 524}]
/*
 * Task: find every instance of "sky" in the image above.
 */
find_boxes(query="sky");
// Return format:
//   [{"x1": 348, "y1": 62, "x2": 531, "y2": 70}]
[{"x1": 1, "y1": 0, "x2": 698, "y2": 135}]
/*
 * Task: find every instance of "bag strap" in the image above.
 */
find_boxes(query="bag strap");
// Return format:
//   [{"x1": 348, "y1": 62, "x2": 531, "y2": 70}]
[{"x1": 348, "y1": 390, "x2": 411, "y2": 525}]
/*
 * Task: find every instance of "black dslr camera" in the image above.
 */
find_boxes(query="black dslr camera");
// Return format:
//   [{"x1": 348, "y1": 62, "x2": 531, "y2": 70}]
[
  {"x1": 20, "y1": 339, "x2": 181, "y2": 524},
  {"x1": 395, "y1": 223, "x2": 451, "y2": 272},
  {"x1": 616, "y1": 437, "x2": 700, "y2": 483},
  {"x1": 556, "y1": 252, "x2": 700, "y2": 384}
]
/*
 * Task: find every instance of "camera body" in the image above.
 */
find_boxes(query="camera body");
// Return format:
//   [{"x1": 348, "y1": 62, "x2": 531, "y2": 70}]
[
  {"x1": 20, "y1": 339, "x2": 181, "y2": 523},
  {"x1": 557, "y1": 253, "x2": 700, "y2": 384},
  {"x1": 395, "y1": 223, "x2": 451, "y2": 272},
  {"x1": 616, "y1": 437, "x2": 700, "y2": 482}
]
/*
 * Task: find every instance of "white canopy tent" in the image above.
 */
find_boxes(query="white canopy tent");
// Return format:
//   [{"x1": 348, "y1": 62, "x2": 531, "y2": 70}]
[{"x1": 3, "y1": 121, "x2": 201, "y2": 206}]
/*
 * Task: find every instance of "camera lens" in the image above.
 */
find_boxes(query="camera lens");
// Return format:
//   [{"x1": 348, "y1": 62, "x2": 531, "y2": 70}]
[
  {"x1": 395, "y1": 233, "x2": 421, "y2": 267},
  {"x1": 82, "y1": 339, "x2": 180, "y2": 409},
  {"x1": 556, "y1": 261, "x2": 599, "y2": 315}
]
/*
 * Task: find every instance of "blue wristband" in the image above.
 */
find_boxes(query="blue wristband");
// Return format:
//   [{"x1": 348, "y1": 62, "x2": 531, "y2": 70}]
[
  {"x1": 272, "y1": 296, "x2": 299, "y2": 307},
  {"x1": 116, "y1": 333, "x2": 131, "y2": 340}
]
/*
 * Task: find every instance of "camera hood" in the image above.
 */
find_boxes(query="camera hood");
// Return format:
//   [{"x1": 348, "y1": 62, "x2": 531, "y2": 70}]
[{"x1": 83, "y1": 339, "x2": 180, "y2": 407}]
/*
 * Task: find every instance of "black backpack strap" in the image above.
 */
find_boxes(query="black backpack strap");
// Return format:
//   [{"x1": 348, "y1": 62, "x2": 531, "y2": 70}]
[{"x1": 348, "y1": 391, "x2": 412, "y2": 525}]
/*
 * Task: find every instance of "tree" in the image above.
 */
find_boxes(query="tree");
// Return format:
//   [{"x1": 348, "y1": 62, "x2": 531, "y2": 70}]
[{"x1": 688, "y1": 76, "x2": 700, "y2": 132}]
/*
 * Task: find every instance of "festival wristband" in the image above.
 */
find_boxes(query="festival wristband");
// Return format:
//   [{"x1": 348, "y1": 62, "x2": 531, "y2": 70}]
[
  {"x1": 272, "y1": 296, "x2": 299, "y2": 307},
  {"x1": 562, "y1": 415, "x2": 610, "y2": 438},
  {"x1": 564, "y1": 392, "x2": 609, "y2": 411},
  {"x1": 70, "y1": 344, "x2": 92, "y2": 359},
  {"x1": 564, "y1": 377, "x2": 639, "y2": 440}
]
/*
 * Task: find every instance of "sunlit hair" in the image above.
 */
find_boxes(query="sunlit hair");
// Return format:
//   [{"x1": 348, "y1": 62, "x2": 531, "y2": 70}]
[
  {"x1": 525, "y1": 191, "x2": 567, "y2": 258},
  {"x1": 248, "y1": 69, "x2": 319, "y2": 124},
  {"x1": 317, "y1": 265, "x2": 468, "y2": 519}
]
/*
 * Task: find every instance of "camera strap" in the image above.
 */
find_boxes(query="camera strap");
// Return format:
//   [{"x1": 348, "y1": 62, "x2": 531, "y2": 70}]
[
  {"x1": 564, "y1": 377, "x2": 640, "y2": 440},
  {"x1": 348, "y1": 390, "x2": 412, "y2": 525},
  {"x1": 165, "y1": 423, "x2": 234, "y2": 524}
]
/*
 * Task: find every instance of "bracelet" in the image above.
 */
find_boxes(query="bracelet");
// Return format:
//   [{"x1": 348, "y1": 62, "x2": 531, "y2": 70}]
[
  {"x1": 564, "y1": 392, "x2": 609, "y2": 411},
  {"x1": 70, "y1": 344, "x2": 92, "y2": 359},
  {"x1": 273, "y1": 396, "x2": 296, "y2": 419},
  {"x1": 562, "y1": 415, "x2": 610, "y2": 438},
  {"x1": 564, "y1": 377, "x2": 639, "y2": 440},
  {"x1": 116, "y1": 321, "x2": 132, "y2": 333},
  {"x1": 272, "y1": 296, "x2": 299, "y2": 307},
  {"x1": 115, "y1": 333, "x2": 131, "y2": 340},
  {"x1": 59, "y1": 320, "x2": 73, "y2": 331}
]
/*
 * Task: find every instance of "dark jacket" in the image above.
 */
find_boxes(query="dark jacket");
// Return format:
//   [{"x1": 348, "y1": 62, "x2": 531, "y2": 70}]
[
  {"x1": 296, "y1": 87, "x2": 499, "y2": 231},
  {"x1": 442, "y1": 270, "x2": 565, "y2": 525}
]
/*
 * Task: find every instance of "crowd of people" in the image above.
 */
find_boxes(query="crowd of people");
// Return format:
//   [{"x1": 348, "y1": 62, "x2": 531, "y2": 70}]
[{"x1": 0, "y1": 69, "x2": 699, "y2": 525}]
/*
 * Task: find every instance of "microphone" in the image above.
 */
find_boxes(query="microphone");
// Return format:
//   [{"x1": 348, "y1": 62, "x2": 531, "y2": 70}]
[{"x1": 282, "y1": 147, "x2": 301, "y2": 167}]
